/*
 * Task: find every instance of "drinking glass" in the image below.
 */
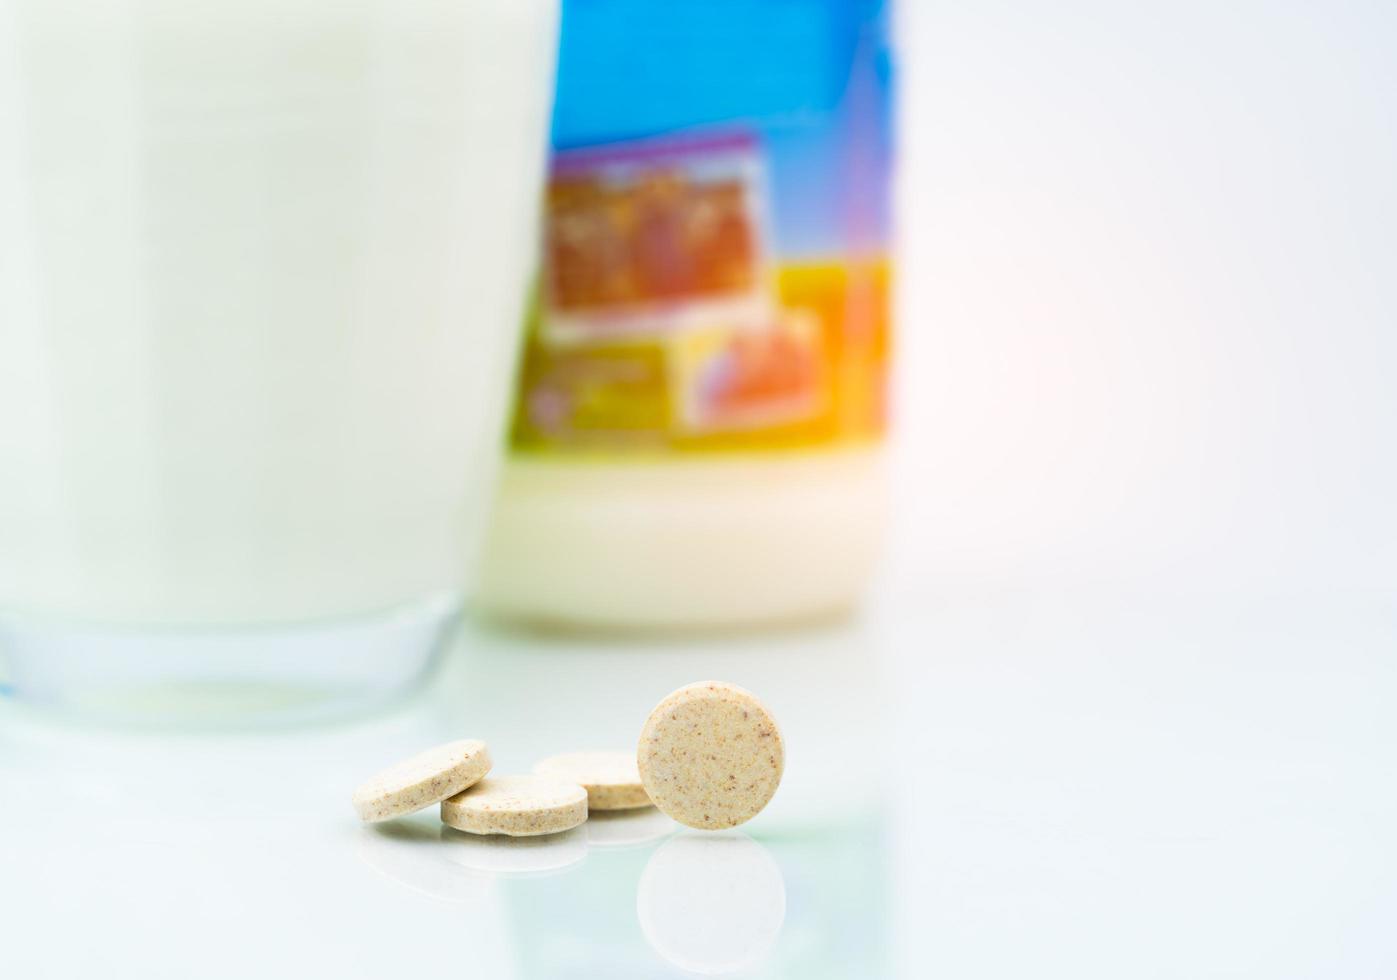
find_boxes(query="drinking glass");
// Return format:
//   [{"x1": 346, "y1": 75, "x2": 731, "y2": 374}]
[{"x1": 0, "y1": 0, "x2": 559, "y2": 721}]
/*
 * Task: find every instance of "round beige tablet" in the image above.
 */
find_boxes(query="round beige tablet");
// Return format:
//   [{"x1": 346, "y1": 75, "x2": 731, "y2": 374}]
[
  {"x1": 638, "y1": 681, "x2": 784, "y2": 830},
  {"x1": 352, "y1": 739, "x2": 492, "y2": 823},
  {"x1": 440, "y1": 775, "x2": 588, "y2": 837},
  {"x1": 533, "y1": 751, "x2": 652, "y2": 811}
]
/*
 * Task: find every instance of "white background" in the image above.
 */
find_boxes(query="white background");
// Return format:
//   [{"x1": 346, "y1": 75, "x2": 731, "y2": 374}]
[
  {"x1": 888, "y1": 5, "x2": 1396, "y2": 973},
  {"x1": 892, "y1": 0, "x2": 1397, "y2": 596}
]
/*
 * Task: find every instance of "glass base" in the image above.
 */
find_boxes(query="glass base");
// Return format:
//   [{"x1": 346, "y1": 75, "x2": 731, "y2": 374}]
[{"x1": 0, "y1": 593, "x2": 460, "y2": 727}]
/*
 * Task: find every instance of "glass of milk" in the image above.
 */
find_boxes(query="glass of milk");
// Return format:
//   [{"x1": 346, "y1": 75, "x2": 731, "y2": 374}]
[{"x1": 0, "y1": 0, "x2": 558, "y2": 719}]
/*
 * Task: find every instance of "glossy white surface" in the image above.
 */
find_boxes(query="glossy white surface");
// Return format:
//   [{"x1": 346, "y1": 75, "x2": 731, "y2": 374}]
[{"x1": 2, "y1": 594, "x2": 1395, "y2": 978}]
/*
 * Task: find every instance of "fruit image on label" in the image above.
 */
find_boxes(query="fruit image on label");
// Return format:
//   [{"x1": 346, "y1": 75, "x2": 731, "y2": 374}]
[{"x1": 508, "y1": 128, "x2": 889, "y2": 456}]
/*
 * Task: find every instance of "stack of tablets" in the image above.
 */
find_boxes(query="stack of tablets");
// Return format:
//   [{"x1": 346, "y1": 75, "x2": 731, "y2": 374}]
[{"x1": 351, "y1": 681, "x2": 784, "y2": 836}]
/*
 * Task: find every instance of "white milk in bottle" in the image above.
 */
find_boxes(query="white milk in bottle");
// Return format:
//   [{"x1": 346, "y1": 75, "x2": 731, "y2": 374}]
[{"x1": 478, "y1": 1, "x2": 893, "y2": 629}]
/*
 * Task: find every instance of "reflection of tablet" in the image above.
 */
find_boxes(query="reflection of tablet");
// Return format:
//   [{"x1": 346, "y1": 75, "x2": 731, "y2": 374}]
[
  {"x1": 637, "y1": 831, "x2": 786, "y2": 975},
  {"x1": 439, "y1": 825, "x2": 588, "y2": 878},
  {"x1": 584, "y1": 807, "x2": 676, "y2": 849},
  {"x1": 354, "y1": 821, "x2": 497, "y2": 905},
  {"x1": 543, "y1": 131, "x2": 769, "y2": 343}
]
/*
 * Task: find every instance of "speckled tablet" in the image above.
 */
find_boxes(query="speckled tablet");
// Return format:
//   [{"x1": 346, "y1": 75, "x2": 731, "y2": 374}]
[
  {"x1": 352, "y1": 739, "x2": 492, "y2": 823},
  {"x1": 637, "y1": 681, "x2": 784, "y2": 830},
  {"x1": 533, "y1": 751, "x2": 652, "y2": 810},
  {"x1": 440, "y1": 775, "x2": 588, "y2": 837}
]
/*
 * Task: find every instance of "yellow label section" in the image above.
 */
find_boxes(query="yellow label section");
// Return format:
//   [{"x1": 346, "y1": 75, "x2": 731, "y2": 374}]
[{"x1": 508, "y1": 258, "x2": 889, "y2": 456}]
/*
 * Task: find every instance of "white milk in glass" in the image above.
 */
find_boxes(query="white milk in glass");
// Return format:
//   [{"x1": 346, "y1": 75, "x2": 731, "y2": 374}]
[{"x1": 0, "y1": 0, "x2": 557, "y2": 714}]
